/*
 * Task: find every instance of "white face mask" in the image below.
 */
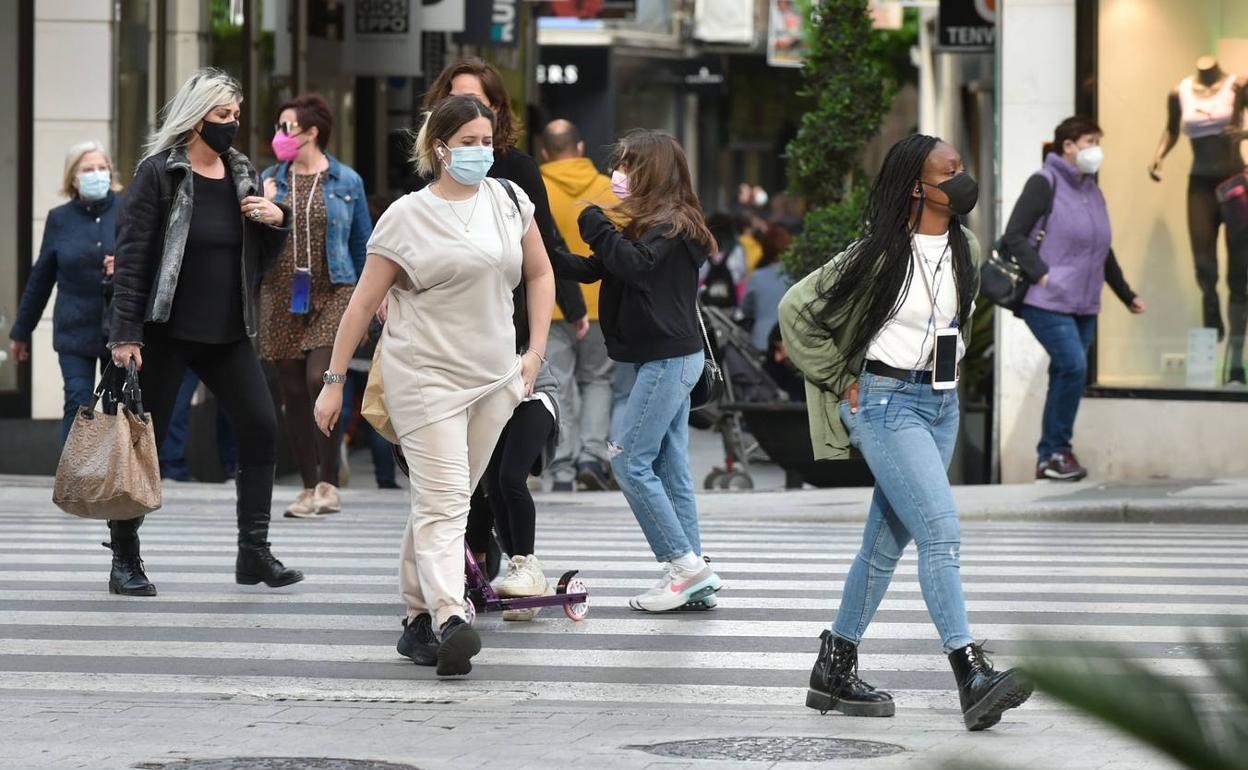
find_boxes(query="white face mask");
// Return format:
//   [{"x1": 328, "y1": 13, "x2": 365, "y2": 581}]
[{"x1": 1075, "y1": 145, "x2": 1104, "y2": 174}]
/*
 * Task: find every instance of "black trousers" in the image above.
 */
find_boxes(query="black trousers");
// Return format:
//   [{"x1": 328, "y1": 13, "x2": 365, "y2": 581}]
[
  {"x1": 1188, "y1": 175, "x2": 1248, "y2": 374},
  {"x1": 109, "y1": 331, "x2": 279, "y2": 537},
  {"x1": 465, "y1": 400, "x2": 555, "y2": 558}
]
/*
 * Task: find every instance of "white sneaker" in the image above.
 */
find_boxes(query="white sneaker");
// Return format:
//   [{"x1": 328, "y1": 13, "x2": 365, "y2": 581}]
[
  {"x1": 284, "y1": 489, "x2": 320, "y2": 518},
  {"x1": 629, "y1": 562, "x2": 722, "y2": 613},
  {"x1": 313, "y1": 482, "x2": 341, "y2": 514},
  {"x1": 497, "y1": 555, "x2": 550, "y2": 598}
]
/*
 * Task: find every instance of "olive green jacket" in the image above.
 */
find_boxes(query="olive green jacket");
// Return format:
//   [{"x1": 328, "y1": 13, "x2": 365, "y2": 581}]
[{"x1": 777, "y1": 228, "x2": 981, "y2": 460}]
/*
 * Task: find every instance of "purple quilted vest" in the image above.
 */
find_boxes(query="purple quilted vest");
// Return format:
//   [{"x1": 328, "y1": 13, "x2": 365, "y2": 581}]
[{"x1": 1023, "y1": 153, "x2": 1114, "y2": 316}]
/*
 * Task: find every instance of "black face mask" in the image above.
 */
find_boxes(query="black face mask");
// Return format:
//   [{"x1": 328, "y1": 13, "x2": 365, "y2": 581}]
[
  {"x1": 197, "y1": 120, "x2": 239, "y2": 155},
  {"x1": 923, "y1": 172, "x2": 979, "y2": 216}
]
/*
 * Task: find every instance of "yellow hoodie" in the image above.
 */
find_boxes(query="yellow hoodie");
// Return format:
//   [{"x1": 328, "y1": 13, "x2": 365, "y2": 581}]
[{"x1": 540, "y1": 157, "x2": 619, "y2": 320}]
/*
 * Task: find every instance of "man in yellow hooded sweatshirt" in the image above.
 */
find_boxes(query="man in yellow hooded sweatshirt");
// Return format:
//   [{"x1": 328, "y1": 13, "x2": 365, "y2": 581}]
[{"x1": 539, "y1": 119, "x2": 619, "y2": 492}]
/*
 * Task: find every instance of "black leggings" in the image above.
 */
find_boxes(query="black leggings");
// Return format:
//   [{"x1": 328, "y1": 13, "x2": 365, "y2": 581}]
[
  {"x1": 1189, "y1": 176, "x2": 1248, "y2": 334},
  {"x1": 274, "y1": 347, "x2": 340, "y2": 488},
  {"x1": 111, "y1": 331, "x2": 279, "y2": 535},
  {"x1": 465, "y1": 400, "x2": 554, "y2": 558}
]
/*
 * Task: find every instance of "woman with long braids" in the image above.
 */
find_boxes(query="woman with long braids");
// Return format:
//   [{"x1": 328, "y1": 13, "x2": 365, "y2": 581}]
[{"x1": 779, "y1": 135, "x2": 1032, "y2": 730}]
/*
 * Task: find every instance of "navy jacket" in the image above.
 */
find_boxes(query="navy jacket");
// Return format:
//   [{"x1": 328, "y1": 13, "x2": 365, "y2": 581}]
[{"x1": 9, "y1": 192, "x2": 122, "y2": 358}]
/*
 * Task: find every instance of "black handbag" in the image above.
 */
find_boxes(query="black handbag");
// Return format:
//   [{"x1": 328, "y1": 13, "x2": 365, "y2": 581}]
[
  {"x1": 690, "y1": 303, "x2": 724, "y2": 411},
  {"x1": 982, "y1": 174, "x2": 1056, "y2": 312}
]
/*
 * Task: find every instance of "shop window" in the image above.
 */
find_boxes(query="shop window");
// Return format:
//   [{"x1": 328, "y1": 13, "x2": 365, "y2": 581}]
[{"x1": 1092, "y1": 0, "x2": 1248, "y2": 391}]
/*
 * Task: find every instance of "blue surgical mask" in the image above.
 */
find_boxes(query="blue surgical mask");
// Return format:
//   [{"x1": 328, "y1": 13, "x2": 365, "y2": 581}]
[
  {"x1": 442, "y1": 144, "x2": 494, "y2": 185},
  {"x1": 78, "y1": 170, "x2": 111, "y2": 201}
]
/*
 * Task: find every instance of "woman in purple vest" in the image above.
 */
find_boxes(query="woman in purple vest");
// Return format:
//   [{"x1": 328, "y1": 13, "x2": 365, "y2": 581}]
[{"x1": 1002, "y1": 116, "x2": 1146, "y2": 482}]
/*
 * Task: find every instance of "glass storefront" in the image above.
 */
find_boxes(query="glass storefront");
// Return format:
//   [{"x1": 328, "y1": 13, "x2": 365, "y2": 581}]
[{"x1": 1093, "y1": 0, "x2": 1248, "y2": 390}]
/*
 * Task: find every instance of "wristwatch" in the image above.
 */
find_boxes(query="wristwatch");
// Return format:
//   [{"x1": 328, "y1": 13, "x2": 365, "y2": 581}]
[{"x1": 322, "y1": 371, "x2": 347, "y2": 385}]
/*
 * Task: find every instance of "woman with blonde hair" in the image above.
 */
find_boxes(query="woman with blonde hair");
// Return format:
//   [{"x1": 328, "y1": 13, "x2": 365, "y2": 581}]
[
  {"x1": 9, "y1": 141, "x2": 123, "y2": 439},
  {"x1": 106, "y1": 67, "x2": 302, "y2": 597},
  {"x1": 314, "y1": 95, "x2": 555, "y2": 677}
]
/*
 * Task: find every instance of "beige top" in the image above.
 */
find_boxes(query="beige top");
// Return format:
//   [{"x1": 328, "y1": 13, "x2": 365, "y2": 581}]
[{"x1": 368, "y1": 178, "x2": 535, "y2": 437}]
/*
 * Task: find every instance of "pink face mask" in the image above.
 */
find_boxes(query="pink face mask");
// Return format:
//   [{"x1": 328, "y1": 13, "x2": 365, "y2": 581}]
[
  {"x1": 271, "y1": 131, "x2": 302, "y2": 162},
  {"x1": 610, "y1": 169, "x2": 630, "y2": 200}
]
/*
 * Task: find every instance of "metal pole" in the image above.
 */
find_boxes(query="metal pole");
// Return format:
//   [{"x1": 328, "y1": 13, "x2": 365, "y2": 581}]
[{"x1": 292, "y1": 0, "x2": 307, "y2": 95}]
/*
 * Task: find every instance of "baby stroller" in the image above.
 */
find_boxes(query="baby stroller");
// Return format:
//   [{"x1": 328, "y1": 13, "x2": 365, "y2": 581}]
[{"x1": 696, "y1": 305, "x2": 792, "y2": 490}]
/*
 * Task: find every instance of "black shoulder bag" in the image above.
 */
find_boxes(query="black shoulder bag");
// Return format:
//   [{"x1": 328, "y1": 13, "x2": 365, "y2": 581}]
[{"x1": 982, "y1": 173, "x2": 1056, "y2": 312}]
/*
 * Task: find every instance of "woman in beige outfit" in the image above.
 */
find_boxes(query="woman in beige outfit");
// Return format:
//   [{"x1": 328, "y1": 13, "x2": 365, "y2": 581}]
[{"x1": 313, "y1": 96, "x2": 554, "y2": 677}]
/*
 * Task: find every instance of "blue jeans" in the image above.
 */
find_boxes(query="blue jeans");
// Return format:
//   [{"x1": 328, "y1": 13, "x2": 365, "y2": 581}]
[
  {"x1": 343, "y1": 369, "x2": 396, "y2": 486},
  {"x1": 832, "y1": 372, "x2": 973, "y2": 653},
  {"x1": 612, "y1": 351, "x2": 703, "y2": 563},
  {"x1": 609, "y1": 362, "x2": 637, "y2": 446},
  {"x1": 1020, "y1": 305, "x2": 1097, "y2": 460},
  {"x1": 58, "y1": 353, "x2": 105, "y2": 441}
]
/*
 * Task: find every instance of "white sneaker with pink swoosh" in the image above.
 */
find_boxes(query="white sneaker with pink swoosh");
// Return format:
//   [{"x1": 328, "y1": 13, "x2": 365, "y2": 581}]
[{"x1": 629, "y1": 561, "x2": 722, "y2": 612}]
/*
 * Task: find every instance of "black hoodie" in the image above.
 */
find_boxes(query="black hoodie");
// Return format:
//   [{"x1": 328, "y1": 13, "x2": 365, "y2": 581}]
[{"x1": 552, "y1": 205, "x2": 708, "y2": 363}]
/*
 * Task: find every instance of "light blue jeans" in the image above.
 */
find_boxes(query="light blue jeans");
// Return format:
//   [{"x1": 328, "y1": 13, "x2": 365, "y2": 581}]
[
  {"x1": 612, "y1": 351, "x2": 703, "y2": 563},
  {"x1": 832, "y1": 371, "x2": 974, "y2": 653}
]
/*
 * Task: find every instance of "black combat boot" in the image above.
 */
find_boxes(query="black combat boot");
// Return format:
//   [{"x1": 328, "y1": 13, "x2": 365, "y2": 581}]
[
  {"x1": 105, "y1": 517, "x2": 156, "y2": 596},
  {"x1": 234, "y1": 465, "x2": 304, "y2": 587},
  {"x1": 805, "y1": 630, "x2": 895, "y2": 717},
  {"x1": 948, "y1": 642, "x2": 1033, "y2": 731}
]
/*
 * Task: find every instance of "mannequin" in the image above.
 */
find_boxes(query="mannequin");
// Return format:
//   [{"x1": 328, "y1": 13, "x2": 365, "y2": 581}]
[{"x1": 1149, "y1": 56, "x2": 1248, "y2": 384}]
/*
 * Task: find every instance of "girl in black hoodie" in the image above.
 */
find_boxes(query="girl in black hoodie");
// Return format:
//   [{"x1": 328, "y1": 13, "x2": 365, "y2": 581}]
[{"x1": 553, "y1": 129, "x2": 722, "y2": 613}]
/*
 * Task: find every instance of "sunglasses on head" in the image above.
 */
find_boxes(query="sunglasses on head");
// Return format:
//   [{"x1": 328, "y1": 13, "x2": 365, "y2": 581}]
[{"x1": 274, "y1": 121, "x2": 301, "y2": 135}]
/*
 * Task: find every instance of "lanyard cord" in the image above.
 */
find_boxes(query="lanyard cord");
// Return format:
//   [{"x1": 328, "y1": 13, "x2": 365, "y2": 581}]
[{"x1": 289, "y1": 169, "x2": 322, "y2": 272}]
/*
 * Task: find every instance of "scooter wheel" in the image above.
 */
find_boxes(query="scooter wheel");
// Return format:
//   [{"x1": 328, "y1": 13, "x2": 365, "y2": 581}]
[
  {"x1": 463, "y1": 595, "x2": 477, "y2": 626},
  {"x1": 563, "y1": 578, "x2": 589, "y2": 621},
  {"x1": 721, "y1": 471, "x2": 754, "y2": 490}
]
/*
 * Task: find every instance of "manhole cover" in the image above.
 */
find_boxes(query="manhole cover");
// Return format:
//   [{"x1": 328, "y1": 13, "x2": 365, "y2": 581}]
[
  {"x1": 627, "y1": 736, "x2": 905, "y2": 762},
  {"x1": 136, "y1": 760, "x2": 421, "y2": 770}
]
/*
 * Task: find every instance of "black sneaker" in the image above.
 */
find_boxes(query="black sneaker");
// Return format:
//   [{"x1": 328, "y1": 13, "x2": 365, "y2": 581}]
[
  {"x1": 1035, "y1": 458, "x2": 1050, "y2": 482},
  {"x1": 1043, "y1": 450, "x2": 1088, "y2": 482},
  {"x1": 576, "y1": 461, "x2": 612, "y2": 491},
  {"x1": 396, "y1": 614, "x2": 438, "y2": 666},
  {"x1": 437, "y1": 616, "x2": 481, "y2": 677}
]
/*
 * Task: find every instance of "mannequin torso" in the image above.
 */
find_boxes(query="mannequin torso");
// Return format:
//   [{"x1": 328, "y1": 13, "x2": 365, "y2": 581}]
[{"x1": 1150, "y1": 59, "x2": 1247, "y2": 181}]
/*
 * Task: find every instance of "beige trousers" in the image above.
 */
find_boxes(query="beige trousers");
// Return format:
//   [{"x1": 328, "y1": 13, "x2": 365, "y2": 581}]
[{"x1": 398, "y1": 376, "x2": 523, "y2": 628}]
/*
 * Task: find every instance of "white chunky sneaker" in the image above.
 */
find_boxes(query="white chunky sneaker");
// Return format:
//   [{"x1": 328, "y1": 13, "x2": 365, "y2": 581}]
[
  {"x1": 497, "y1": 555, "x2": 549, "y2": 598},
  {"x1": 629, "y1": 562, "x2": 722, "y2": 613},
  {"x1": 313, "y1": 482, "x2": 341, "y2": 514},
  {"x1": 284, "y1": 489, "x2": 319, "y2": 519}
]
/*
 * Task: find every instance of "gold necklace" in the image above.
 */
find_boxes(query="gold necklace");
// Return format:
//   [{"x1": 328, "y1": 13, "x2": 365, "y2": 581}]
[{"x1": 434, "y1": 183, "x2": 481, "y2": 233}]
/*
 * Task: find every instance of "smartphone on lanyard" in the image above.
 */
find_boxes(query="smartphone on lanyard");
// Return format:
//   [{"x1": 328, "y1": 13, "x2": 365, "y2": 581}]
[{"x1": 932, "y1": 326, "x2": 959, "y2": 390}]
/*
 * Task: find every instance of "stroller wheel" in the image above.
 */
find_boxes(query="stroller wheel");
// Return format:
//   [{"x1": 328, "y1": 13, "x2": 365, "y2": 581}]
[
  {"x1": 703, "y1": 469, "x2": 725, "y2": 490},
  {"x1": 720, "y1": 471, "x2": 754, "y2": 491}
]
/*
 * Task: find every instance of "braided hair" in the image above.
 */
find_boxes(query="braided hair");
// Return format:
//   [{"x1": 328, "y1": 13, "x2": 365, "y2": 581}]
[{"x1": 802, "y1": 134, "x2": 976, "y2": 368}]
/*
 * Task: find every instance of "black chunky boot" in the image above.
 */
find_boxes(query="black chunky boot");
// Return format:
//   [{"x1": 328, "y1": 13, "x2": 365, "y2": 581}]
[
  {"x1": 105, "y1": 518, "x2": 156, "y2": 596},
  {"x1": 234, "y1": 465, "x2": 304, "y2": 587},
  {"x1": 948, "y1": 642, "x2": 1033, "y2": 731},
  {"x1": 805, "y1": 630, "x2": 895, "y2": 717}
]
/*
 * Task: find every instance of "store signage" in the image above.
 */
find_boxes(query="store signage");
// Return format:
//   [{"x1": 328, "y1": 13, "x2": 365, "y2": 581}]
[
  {"x1": 937, "y1": 0, "x2": 995, "y2": 52},
  {"x1": 459, "y1": 0, "x2": 518, "y2": 47},
  {"x1": 536, "y1": 63, "x2": 580, "y2": 85},
  {"x1": 343, "y1": 0, "x2": 422, "y2": 75},
  {"x1": 421, "y1": 0, "x2": 464, "y2": 32}
]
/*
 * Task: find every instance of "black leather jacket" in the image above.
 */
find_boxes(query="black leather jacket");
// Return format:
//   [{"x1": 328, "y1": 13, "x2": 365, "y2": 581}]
[{"x1": 109, "y1": 146, "x2": 291, "y2": 346}]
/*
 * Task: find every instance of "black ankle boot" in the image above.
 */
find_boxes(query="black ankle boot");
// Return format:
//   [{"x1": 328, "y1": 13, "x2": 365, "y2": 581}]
[
  {"x1": 948, "y1": 642, "x2": 1033, "y2": 731},
  {"x1": 105, "y1": 518, "x2": 156, "y2": 596},
  {"x1": 234, "y1": 465, "x2": 304, "y2": 587},
  {"x1": 806, "y1": 630, "x2": 894, "y2": 717}
]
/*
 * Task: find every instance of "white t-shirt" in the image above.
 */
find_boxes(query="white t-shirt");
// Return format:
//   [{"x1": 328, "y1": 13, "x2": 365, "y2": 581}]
[
  {"x1": 865, "y1": 231, "x2": 962, "y2": 370},
  {"x1": 367, "y1": 178, "x2": 534, "y2": 436}
]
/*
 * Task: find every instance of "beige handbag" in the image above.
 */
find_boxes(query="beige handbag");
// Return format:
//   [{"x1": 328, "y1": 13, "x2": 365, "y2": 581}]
[
  {"x1": 53, "y1": 363, "x2": 162, "y2": 520},
  {"x1": 361, "y1": 342, "x2": 399, "y2": 444}
]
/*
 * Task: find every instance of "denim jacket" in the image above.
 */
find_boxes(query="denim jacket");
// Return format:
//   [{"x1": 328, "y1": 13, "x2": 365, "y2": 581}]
[{"x1": 260, "y1": 154, "x2": 371, "y2": 284}]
